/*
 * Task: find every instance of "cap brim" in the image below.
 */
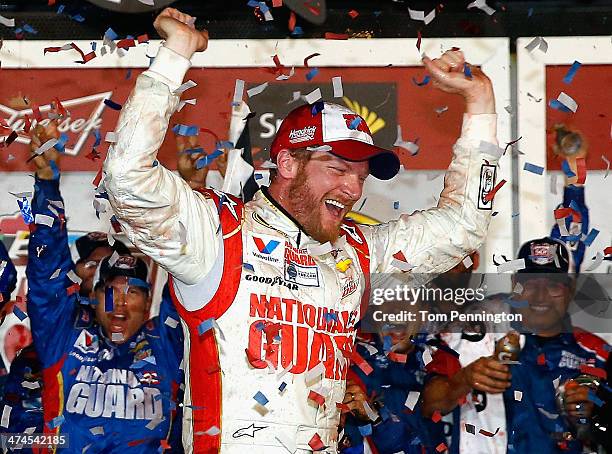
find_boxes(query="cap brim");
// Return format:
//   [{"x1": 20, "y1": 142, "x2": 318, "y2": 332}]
[{"x1": 327, "y1": 140, "x2": 400, "y2": 180}]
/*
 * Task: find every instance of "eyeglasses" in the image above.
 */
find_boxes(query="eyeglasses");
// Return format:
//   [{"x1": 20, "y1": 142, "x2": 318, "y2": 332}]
[{"x1": 519, "y1": 279, "x2": 568, "y2": 298}]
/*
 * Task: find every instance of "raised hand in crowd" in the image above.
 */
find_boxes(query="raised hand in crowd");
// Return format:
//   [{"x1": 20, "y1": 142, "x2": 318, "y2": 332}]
[
  {"x1": 343, "y1": 379, "x2": 376, "y2": 421},
  {"x1": 29, "y1": 121, "x2": 60, "y2": 180},
  {"x1": 153, "y1": 7, "x2": 208, "y2": 59}
]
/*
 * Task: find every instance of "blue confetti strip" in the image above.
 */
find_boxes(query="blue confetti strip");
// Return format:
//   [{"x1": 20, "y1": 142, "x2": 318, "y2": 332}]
[
  {"x1": 215, "y1": 141, "x2": 234, "y2": 149},
  {"x1": 91, "y1": 41, "x2": 97, "y2": 52},
  {"x1": 57, "y1": 5, "x2": 65, "y2": 14},
  {"x1": 23, "y1": 24, "x2": 38, "y2": 34},
  {"x1": 104, "y1": 27, "x2": 118, "y2": 40},
  {"x1": 104, "y1": 99, "x2": 122, "y2": 111},
  {"x1": 71, "y1": 14, "x2": 85, "y2": 23},
  {"x1": 305, "y1": 68, "x2": 320, "y2": 81},
  {"x1": 104, "y1": 287, "x2": 113, "y2": 312},
  {"x1": 93, "y1": 129, "x2": 101, "y2": 148},
  {"x1": 464, "y1": 63, "x2": 472, "y2": 79},
  {"x1": 243, "y1": 263, "x2": 255, "y2": 272},
  {"x1": 311, "y1": 101, "x2": 324, "y2": 116},
  {"x1": 393, "y1": 201, "x2": 400, "y2": 210},
  {"x1": 523, "y1": 162, "x2": 544, "y2": 175},
  {"x1": 13, "y1": 305, "x2": 28, "y2": 321},
  {"x1": 549, "y1": 99, "x2": 573, "y2": 113},
  {"x1": 324, "y1": 312, "x2": 339, "y2": 323},
  {"x1": 255, "y1": 173, "x2": 263, "y2": 180},
  {"x1": 563, "y1": 61, "x2": 581, "y2": 85},
  {"x1": 291, "y1": 26, "x2": 304, "y2": 36},
  {"x1": 18, "y1": 198, "x2": 34, "y2": 225},
  {"x1": 527, "y1": 7, "x2": 533, "y2": 17},
  {"x1": 49, "y1": 160, "x2": 60, "y2": 180},
  {"x1": 278, "y1": 382, "x2": 287, "y2": 392},
  {"x1": 54, "y1": 133, "x2": 69, "y2": 152},
  {"x1": 197, "y1": 318, "x2": 215, "y2": 336},
  {"x1": 125, "y1": 69, "x2": 132, "y2": 80},
  {"x1": 348, "y1": 117, "x2": 362, "y2": 130},
  {"x1": 47, "y1": 415, "x2": 65, "y2": 430},
  {"x1": 184, "y1": 147, "x2": 205, "y2": 155},
  {"x1": 412, "y1": 75, "x2": 430, "y2": 86},
  {"x1": 195, "y1": 149, "x2": 223, "y2": 170},
  {"x1": 561, "y1": 159, "x2": 576, "y2": 178},
  {"x1": 253, "y1": 391, "x2": 269, "y2": 406},
  {"x1": 383, "y1": 335, "x2": 392, "y2": 352},
  {"x1": 128, "y1": 277, "x2": 150, "y2": 289},
  {"x1": 583, "y1": 228, "x2": 599, "y2": 247},
  {"x1": 358, "y1": 424, "x2": 373, "y2": 436},
  {"x1": 588, "y1": 390, "x2": 604, "y2": 407},
  {"x1": 172, "y1": 124, "x2": 199, "y2": 136},
  {"x1": 568, "y1": 200, "x2": 581, "y2": 214}
]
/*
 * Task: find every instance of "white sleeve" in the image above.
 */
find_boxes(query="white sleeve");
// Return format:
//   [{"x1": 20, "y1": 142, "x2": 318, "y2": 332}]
[
  {"x1": 364, "y1": 114, "x2": 499, "y2": 281},
  {"x1": 103, "y1": 46, "x2": 220, "y2": 285}
]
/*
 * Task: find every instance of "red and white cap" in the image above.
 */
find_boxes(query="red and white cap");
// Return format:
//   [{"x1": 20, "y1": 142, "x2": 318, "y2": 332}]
[{"x1": 270, "y1": 102, "x2": 400, "y2": 180}]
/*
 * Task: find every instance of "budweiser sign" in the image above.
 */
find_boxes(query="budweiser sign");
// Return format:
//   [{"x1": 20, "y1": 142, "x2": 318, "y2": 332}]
[{"x1": 0, "y1": 91, "x2": 112, "y2": 157}]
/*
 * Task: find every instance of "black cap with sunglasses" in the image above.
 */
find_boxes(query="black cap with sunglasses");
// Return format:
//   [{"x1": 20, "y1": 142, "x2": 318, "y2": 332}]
[
  {"x1": 93, "y1": 254, "x2": 150, "y2": 291},
  {"x1": 75, "y1": 232, "x2": 130, "y2": 263}
]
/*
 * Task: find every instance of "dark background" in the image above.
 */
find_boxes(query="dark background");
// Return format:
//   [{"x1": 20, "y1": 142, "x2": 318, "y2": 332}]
[{"x1": 1, "y1": 0, "x2": 610, "y2": 47}]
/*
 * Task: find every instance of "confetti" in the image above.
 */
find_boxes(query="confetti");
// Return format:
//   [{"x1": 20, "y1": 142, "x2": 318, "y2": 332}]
[
  {"x1": 232, "y1": 79, "x2": 245, "y2": 106},
  {"x1": 575, "y1": 157, "x2": 586, "y2": 184},
  {"x1": 90, "y1": 426, "x2": 104, "y2": 435},
  {"x1": 393, "y1": 201, "x2": 400, "y2": 210},
  {"x1": 331, "y1": 76, "x2": 343, "y2": 98},
  {"x1": 308, "y1": 390, "x2": 325, "y2": 406},
  {"x1": 465, "y1": 423, "x2": 476, "y2": 434},
  {"x1": 497, "y1": 259, "x2": 526, "y2": 273},
  {"x1": 523, "y1": 162, "x2": 544, "y2": 175},
  {"x1": 0, "y1": 14, "x2": 15, "y2": 27},
  {"x1": 462, "y1": 256, "x2": 474, "y2": 269},
  {"x1": 164, "y1": 316, "x2": 179, "y2": 329},
  {"x1": 32, "y1": 138, "x2": 59, "y2": 156},
  {"x1": 324, "y1": 32, "x2": 348, "y2": 40},
  {"x1": 105, "y1": 132, "x2": 117, "y2": 143},
  {"x1": 561, "y1": 159, "x2": 576, "y2": 178},
  {"x1": 197, "y1": 318, "x2": 215, "y2": 336},
  {"x1": 308, "y1": 433, "x2": 325, "y2": 451},
  {"x1": 404, "y1": 391, "x2": 420, "y2": 411},
  {"x1": 408, "y1": 8, "x2": 436, "y2": 25},
  {"x1": 435, "y1": 106, "x2": 449, "y2": 115},
  {"x1": 278, "y1": 382, "x2": 287, "y2": 392},
  {"x1": 104, "y1": 287, "x2": 114, "y2": 312},
  {"x1": 247, "y1": 82, "x2": 269, "y2": 98},
  {"x1": 549, "y1": 92, "x2": 578, "y2": 113},
  {"x1": 584, "y1": 252, "x2": 604, "y2": 271},
  {"x1": 601, "y1": 155, "x2": 610, "y2": 178},
  {"x1": 47, "y1": 414, "x2": 65, "y2": 429},
  {"x1": 412, "y1": 75, "x2": 431, "y2": 86},
  {"x1": 416, "y1": 30, "x2": 422, "y2": 51},
  {"x1": 479, "y1": 427, "x2": 500, "y2": 437},
  {"x1": 172, "y1": 124, "x2": 199, "y2": 136},
  {"x1": 431, "y1": 410, "x2": 442, "y2": 423},
  {"x1": 304, "y1": 88, "x2": 322, "y2": 104},
  {"x1": 514, "y1": 390, "x2": 523, "y2": 401},
  {"x1": 253, "y1": 391, "x2": 269, "y2": 406},
  {"x1": 145, "y1": 417, "x2": 164, "y2": 430},
  {"x1": 103, "y1": 99, "x2": 122, "y2": 111},
  {"x1": 583, "y1": 228, "x2": 600, "y2": 247},
  {"x1": 276, "y1": 67, "x2": 295, "y2": 81},
  {"x1": 524, "y1": 36, "x2": 548, "y2": 54},
  {"x1": 34, "y1": 214, "x2": 54, "y2": 227},
  {"x1": 464, "y1": 63, "x2": 473, "y2": 79},
  {"x1": 303, "y1": 52, "x2": 321, "y2": 67},
  {"x1": 435, "y1": 442, "x2": 447, "y2": 452},
  {"x1": 305, "y1": 68, "x2": 319, "y2": 81},
  {"x1": 563, "y1": 61, "x2": 582, "y2": 84},
  {"x1": 358, "y1": 424, "x2": 372, "y2": 436},
  {"x1": 467, "y1": 0, "x2": 496, "y2": 15}
]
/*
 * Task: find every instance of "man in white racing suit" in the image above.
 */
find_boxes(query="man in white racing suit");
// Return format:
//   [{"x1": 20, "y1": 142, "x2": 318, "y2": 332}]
[{"x1": 103, "y1": 7, "x2": 501, "y2": 454}]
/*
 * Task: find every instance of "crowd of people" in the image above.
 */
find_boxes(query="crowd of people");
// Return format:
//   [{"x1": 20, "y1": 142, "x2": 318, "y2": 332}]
[{"x1": 0, "y1": 7, "x2": 609, "y2": 454}]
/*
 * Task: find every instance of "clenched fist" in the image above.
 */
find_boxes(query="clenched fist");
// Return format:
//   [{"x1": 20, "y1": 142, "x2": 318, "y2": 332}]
[
  {"x1": 154, "y1": 8, "x2": 208, "y2": 60},
  {"x1": 30, "y1": 121, "x2": 61, "y2": 180}
]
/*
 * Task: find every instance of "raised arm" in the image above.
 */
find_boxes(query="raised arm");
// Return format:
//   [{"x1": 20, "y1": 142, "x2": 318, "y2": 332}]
[
  {"x1": 365, "y1": 50, "x2": 500, "y2": 277},
  {"x1": 103, "y1": 8, "x2": 220, "y2": 285}
]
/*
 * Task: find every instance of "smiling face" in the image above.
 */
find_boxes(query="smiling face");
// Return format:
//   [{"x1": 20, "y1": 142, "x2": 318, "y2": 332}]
[
  {"x1": 514, "y1": 275, "x2": 574, "y2": 336},
  {"x1": 94, "y1": 276, "x2": 151, "y2": 344},
  {"x1": 285, "y1": 152, "x2": 369, "y2": 243}
]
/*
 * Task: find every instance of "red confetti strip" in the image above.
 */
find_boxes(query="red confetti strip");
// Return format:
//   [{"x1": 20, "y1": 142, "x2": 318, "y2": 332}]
[
  {"x1": 66, "y1": 283, "x2": 80, "y2": 296},
  {"x1": 92, "y1": 167, "x2": 103, "y2": 187},
  {"x1": 484, "y1": 179, "x2": 507, "y2": 202},
  {"x1": 387, "y1": 352, "x2": 407, "y2": 363},
  {"x1": 349, "y1": 350, "x2": 373, "y2": 375},
  {"x1": 116, "y1": 39, "x2": 136, "y2": 49},
  {"x1": 348, "y1": 9, "x2": 359, "y2": 19},
  {"x1": 579, "y1": 364, "x2": 607, "y2": 379},
  {"x1": 431, "y1": 410, "x2": 442, "y2": 423},
  {"x1": 537, "y1": 353, "x2": 546, "y2": 366},
  {"x1": 24, "y1": 115, "x2": 31, "y2": 133},
  {"x1": 576, "y1": 157, "x2": 586, "y2": 184},
  {"x1": 288, "y1": 11, "x2": 296, "y2": 32},
  {"x1": 32, "y1": 105, "x2": 42, "y2": 122},
  {"x1": 305, "y1": 3, "x2": 321, "y2": 16},
  {"x1": 272, "y1": 0, "x2": 283, "y2": 6},
  {"x1": 160, "y1": 440, "x2": 171, "y2": 449},
  {"x1": 336, "y1": 402, "x2": 351, "y2": 413},
  {"x1": 554, "y1": 207, "x2": 581, "y2": 223},
  {"x1": 392, "y1": 250, "x2": 408, "y2": 262},
  {"x1": 324, "y1": 32, "x2": 349, "y2": 40},
  {"x1": 308, "y1": 390, "x2": 325, "y2": 406},
  {"x1": 605, "y1": 247, "x2": 612, "y2": 255},
  {"x1": 52, "y1": 97, "x2": 68, "y2": 117},
  {"x1": 416, "y1": 30, "x2": 422, "y2": 51},
  {"x1": 308, "y1": 433, "x2": 325, "y2": 451},
  {"x1": 303, "y1": 52, "x2": 321, "y2": 67},
  {"x1": 478, "y1": 427, "x2": 500, "y2": 437},
  {"x1": 435, "y1": 442, "x2": 447, "y2": 452},
  {"x1": 137, "y1": 34, "x2": 149, "y2": 44},
  {"x1": 48, "y1": 0, "x2": 56, "y2": 5}
]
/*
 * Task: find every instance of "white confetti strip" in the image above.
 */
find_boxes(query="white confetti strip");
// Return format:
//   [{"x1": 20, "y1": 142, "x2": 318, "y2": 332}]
[
  {"x1": 467, "y1": 0, "x2": 496, "y2": 15},
  {"x1": 332, "y1": 76, "x2": 344, "y2": 97},
  {"x1": 177, "y1": 98, "x2": 197, "y2": 112},
  {"x1": 111, "y1": 333, "x2": 124, "y2": 342},
  {"x1": 34, "y1": 138, "x2": 58, "y2": 156},
  {"x1": 479, "y1": 140, "x2": 504, "y2": 159},
  {"x1": 362, "y1": 401, "x2": 379, "y2": 421},
  {"x1": 9, "y1": 191, "x2": 32, "y2": 198},
  {"x1": 0, "y1": 14, "x2": 15, "y2": 27},
  {"x1": 584, "y1": 252, "x2": 604, "y2": 272},
  {"x1": 496, "y1": 258, "x2": 526, "y2": 273},
  {"x1": 405, "y1": 391, "x2": 420, "y2": 410},
  {"x1": 305, "y1": 362, "x2": 326, "y2": 384},
  {"x1": 232, "y1": 79, "x2": 245, "y2": 105},
  {"x1": 602, "y1": 155, "x2": 610, "y2": 179},
  {"x1": 90, "y1": 426, "x2": 104, "y2": 435},
  {"x1": 550, "y1": 173, "x2": 558, "y2": 195},
  {"x1": 390, "y1": 258, "x2": 415, "y2": 272},
  {"x1": 172, "y1": 79, "x2": 197, "y2": 95},
  {"x1": 462, "y1": 256, "x2": 473, "y2": 269},
  {"x1": 67, "y1": 270, "x2": 83, "y2": 285},
  {"x1": 304, "y1": 88, "x2": 322, "y2": 104},
  {"x1": 204, "y1": 425, "x2": 220, "y2": 436},
  {"x1": 288, "y1": 91, "x2": 302, "y2": 104},
  {"x1": 247, "y1": 82, "x2": 269, "y2": 98},
  {"x1": 276, "y1": 67, "x2": 295, "y2": 81},
  {"x1": 164, "y1": 317, "x2": 179, "y2": 329},
  {"x1": 260, "y1": 160, "x2": 277, "y2": 169},
  {"x1": 512, "y1": 283, "x2": 524, "y2": 294},
  {"x1": 145, "y1": 417, "x2": 164, "y2": 430},
  {"x1": 514, "y1": 390, "x2": 523, "y2": 401},
  {"x1": 537, "y1": 407, "x2": 559, "y2": 420},
  {"x1": 34, "y1": 214, "x2": 54, "y2": 227},
  {"x1": 556, "y1": 92, "x2": 578, "y2": 113},
  {"x1": 49, "y1": 268, "x2": 61, "y2": 279},
  {"x1": 524, "y1": 36, "x2": 548, "y2": 54},
  {"x1": 21, "y1": 381, "x2": 40, "y2": 390},
  {"x1": 394, "y1": 125, "x2": 419, "y2": 156},
  {"x1": 1, "y1": 405, "x2": 11, "y2": 428},
  {"x1": 105, "y1": 132, "x2": 118, "y2": 143},
  {"x1": 408, "y1": 8, "x2": 436, "y2": 25}
]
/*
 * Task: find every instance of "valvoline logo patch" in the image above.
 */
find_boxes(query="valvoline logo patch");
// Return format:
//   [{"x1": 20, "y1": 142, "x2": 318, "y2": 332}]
[{"x1": 253, "y1": 237, "x2": 280, "y2": 255}]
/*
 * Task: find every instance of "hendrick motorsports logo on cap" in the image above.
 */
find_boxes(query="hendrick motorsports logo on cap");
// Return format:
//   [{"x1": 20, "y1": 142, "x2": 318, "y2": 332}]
[
  {"x1": 114, "y1": 255, "x2": 138, "y2": 269},
  {"x1": 289, "y1": 126, "x2": 317, "y2": 144},
  {"x1": 530, "y1": 243, "x2": 555, "y2": 265}
]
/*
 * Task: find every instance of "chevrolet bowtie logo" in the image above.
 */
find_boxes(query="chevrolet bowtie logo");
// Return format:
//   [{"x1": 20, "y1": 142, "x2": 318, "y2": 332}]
[
  {"x1": 0, "y1": 91, "x2": 113, "y2": 156},
  {"x1": 342, "y1": 96, "x2": 386, "y2": 135}
]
